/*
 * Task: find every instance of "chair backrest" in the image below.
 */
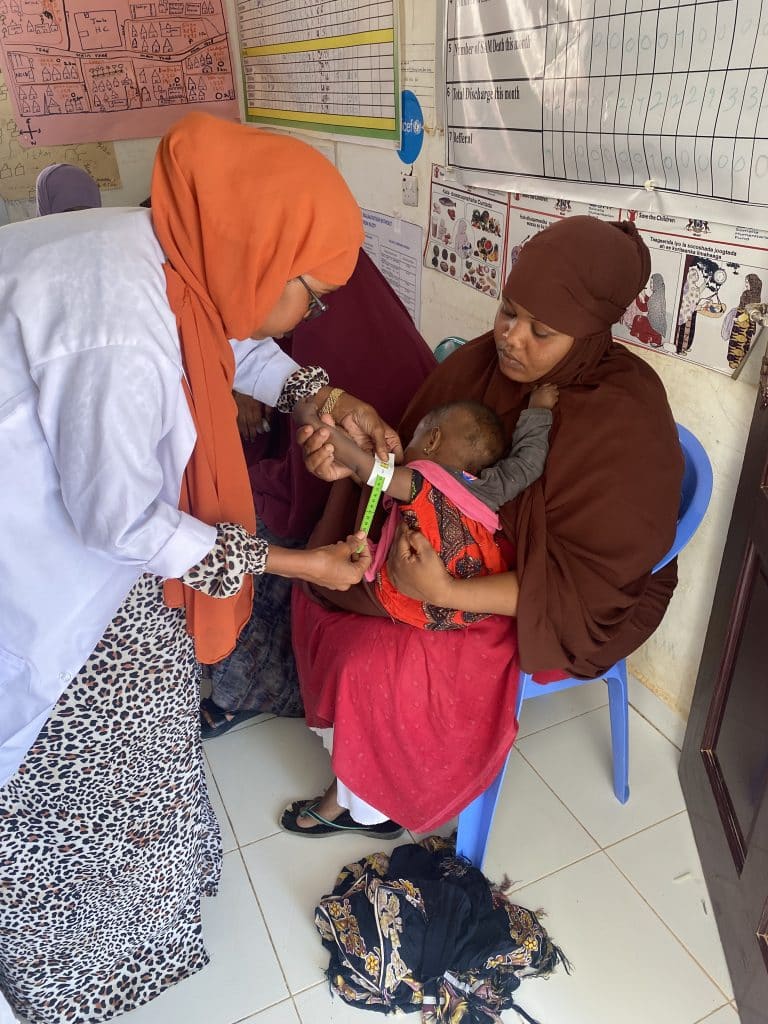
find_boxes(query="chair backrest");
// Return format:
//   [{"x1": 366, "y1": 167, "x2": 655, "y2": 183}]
[
  {"x1": 434, "y1": 336, "x2": 467, "y2": 362},
  {"x1": 653, "y1": 423, "x2": 713, "y2": 571}
]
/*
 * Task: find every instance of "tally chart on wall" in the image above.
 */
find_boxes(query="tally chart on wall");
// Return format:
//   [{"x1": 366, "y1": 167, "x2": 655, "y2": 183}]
[
  {"x1": 237, "y1": 0, "x2": 399, "y2": 142},
  {"x1": 0, "y1": 0, "x2": 239, "y2": 146},
  {"x1": 442, "y1": 0, "x2": 768, "y2": 224},
  {"x1": 432, "y1": 0, "x2": 768, "y2": 376}
]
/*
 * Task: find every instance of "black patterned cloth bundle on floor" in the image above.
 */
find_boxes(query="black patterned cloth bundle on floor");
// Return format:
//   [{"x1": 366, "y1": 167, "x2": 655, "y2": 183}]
[{"x1": 315, "y1": 837, "x2": 569, "y2": 1024}]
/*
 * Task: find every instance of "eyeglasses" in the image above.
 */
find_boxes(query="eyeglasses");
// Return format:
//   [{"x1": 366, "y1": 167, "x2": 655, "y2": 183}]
[{"x1": 297, "y1": 276, "x2": 328, "y2": 321}]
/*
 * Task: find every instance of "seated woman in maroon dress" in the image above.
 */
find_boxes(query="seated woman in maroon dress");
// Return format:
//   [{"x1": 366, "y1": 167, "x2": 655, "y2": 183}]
[{"x1": 283, "y1": 216, "x2": 684, "y2": 837}]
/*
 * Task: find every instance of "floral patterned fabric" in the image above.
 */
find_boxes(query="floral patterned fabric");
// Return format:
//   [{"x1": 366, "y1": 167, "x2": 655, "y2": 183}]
[
  {"x1": 315, "y1": 837, "x2": 568, "y2": 1023},
  {"x1": 209, "y1": 524, "x2": 304, "y2": 716},
  {"x1": 373, "y1": 472, "x2": 510, "y2": 631}
]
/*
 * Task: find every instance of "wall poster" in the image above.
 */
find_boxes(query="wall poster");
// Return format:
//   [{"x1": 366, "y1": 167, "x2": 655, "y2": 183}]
[{"x1": 442, "y1": 0, "x2": 768, "y2": 224}]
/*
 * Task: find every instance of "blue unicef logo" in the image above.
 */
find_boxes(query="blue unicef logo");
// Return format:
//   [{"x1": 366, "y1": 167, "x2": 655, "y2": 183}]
[{"x1": 397, "y1": 89, "x2": 424, "y2": 165}]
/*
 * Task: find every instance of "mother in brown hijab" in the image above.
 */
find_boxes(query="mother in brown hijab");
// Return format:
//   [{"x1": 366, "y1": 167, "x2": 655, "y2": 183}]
[{"x1": 286, "y1": 216, "x2": 684, "y2": 835}]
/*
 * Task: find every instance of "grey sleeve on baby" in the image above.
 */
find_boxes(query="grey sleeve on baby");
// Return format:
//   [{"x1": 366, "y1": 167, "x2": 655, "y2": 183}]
[{"x1": 470, "y1": 407, "x2": 553, "y2": 512}]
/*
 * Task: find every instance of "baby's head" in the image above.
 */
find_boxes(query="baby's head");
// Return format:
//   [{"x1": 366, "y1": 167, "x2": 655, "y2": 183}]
[{"x1": 404, "y1": 400, "x2": 505, "y2": 475}]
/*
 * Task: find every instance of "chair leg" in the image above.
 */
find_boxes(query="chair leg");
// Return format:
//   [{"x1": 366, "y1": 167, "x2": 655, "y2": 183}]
[
  {"x1": 455, "y1": 753, "x2": 512, "y2": 869},
  {"x1": 606, "y1": 660, "x2": 630, "y2": 803}
]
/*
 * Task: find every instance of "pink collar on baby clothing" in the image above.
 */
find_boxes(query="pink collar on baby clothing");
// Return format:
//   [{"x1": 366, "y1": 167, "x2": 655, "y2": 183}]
[{"x1": 363, "y1": 459, "x2": 501, "y2": 581}]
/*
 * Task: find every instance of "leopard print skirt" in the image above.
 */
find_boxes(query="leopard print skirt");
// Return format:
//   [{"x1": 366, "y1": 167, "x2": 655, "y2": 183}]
[{"x1": 0, "y1": 574, "x2": 222, "y2": 1024}]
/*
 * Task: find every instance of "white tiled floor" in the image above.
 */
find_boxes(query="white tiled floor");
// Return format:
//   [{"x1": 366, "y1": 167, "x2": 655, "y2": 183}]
[{"x1": 116, "y1": 684, "x2": 738, "y2": 1024}]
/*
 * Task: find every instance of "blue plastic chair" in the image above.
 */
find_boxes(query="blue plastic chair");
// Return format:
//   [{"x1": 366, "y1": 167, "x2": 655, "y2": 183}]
[
  {"x1": 455, "y1": 423, "x2": 714, "y2": 868},
  {"x1": 434, "y1": 336, "x2": 467, "y2": 362}
]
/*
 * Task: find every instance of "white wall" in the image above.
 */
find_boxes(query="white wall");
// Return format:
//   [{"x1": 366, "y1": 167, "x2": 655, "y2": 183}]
[{"x1": 3, "y1": 0, "x2": 757, "y2": 719}]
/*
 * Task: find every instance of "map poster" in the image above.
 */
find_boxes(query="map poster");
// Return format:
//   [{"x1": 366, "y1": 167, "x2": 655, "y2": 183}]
[
  {"x1": 0, "y1": 65, "x2": 120, "y2": 199},
  {"x1": 0, "y1": 0, "x2": 238, "y2": 146}
]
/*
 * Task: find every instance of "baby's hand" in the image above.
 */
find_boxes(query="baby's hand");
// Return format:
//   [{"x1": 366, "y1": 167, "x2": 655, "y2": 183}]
[{"x1": 529, "y1": 383, "x2": 559, "y2": 410}]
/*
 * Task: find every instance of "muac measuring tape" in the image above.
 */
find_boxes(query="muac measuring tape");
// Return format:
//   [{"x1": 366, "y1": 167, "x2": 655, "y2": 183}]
[{"x1": 358, "y1": 453, "x2": 395, "y2": 545}]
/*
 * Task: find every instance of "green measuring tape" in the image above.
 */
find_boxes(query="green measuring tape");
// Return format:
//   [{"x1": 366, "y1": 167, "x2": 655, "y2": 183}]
[
  {"x1": 359, "y1": 472, "x2": 386, "y2": 537},
  {"x1": 357, "y1": 454, "x2": 395, "y2": 550}
]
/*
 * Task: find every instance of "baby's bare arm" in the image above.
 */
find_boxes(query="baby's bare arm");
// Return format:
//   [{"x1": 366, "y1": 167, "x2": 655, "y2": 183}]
[{"x1": 294, "y1": 399, "x2": 413, "y2": 499}]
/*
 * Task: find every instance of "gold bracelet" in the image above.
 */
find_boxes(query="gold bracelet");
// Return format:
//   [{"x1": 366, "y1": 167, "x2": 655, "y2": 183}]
[{"x1": 319, "y1": 387, "x2": 344, "y2": 419}]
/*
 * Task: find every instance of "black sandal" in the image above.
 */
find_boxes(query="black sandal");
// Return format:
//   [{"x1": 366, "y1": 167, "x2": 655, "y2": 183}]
[
  {"x1": 280, "y1": 798, "x2": 405, "y2": 839},
  {"x1": 200, "y1": 697, "x2": 263, "y2": 740}
]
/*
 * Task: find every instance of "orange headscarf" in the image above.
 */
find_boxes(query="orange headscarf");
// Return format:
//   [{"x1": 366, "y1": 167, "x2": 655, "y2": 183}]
[{"x1": 151, "y1": 113, "x2": 364, "y2": 663}]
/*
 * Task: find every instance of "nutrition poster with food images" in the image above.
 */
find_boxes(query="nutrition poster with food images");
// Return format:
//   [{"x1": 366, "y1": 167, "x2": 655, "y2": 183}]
[
  {"x1": 0, "y1": 0, "x2": 238, "y2": 146},
  {"x1": 505, "y1": 194, "x2": 768, "y2": 374},
  {"x1": 443, "y1": 0, "x2": 768, "y2": 224},
  {"x1": 425, "y1": 163, "x2": 509, "y2": 300},
  {"x1": 238, "y1": 0, "x2": 399, "y2": 140}
]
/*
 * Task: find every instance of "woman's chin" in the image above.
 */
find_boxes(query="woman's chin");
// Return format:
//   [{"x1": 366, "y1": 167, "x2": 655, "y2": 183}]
[{"x1": 497, "y1": 355, "x2": 529, "y2": 381}]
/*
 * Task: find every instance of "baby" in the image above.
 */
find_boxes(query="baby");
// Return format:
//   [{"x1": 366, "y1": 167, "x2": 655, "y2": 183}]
[{"x1": 296, "y1": 384, "x2": 558, "y2": 630}]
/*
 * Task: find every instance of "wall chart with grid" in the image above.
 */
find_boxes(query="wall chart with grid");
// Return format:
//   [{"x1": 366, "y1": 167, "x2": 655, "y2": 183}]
[
  {"x1": 444, "y1": 0, "x2": 768, "y2": 216},
  {"x1": 238, "y1": 0, "x2": 399, "y2": 140}
]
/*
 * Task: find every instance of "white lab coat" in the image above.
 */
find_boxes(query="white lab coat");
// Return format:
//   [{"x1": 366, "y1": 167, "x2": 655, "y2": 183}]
[{"x1": 0, "y1": 207, "x2": 299, "y2": 786}]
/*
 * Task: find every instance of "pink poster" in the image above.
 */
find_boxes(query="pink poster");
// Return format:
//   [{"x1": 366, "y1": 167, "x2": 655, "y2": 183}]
[{"x1": 0, "y1": 0, "x2": 238, "y2": 147}]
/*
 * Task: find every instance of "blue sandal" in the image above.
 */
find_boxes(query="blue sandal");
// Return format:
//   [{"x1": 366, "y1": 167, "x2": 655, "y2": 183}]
[
  {"x1": 280, "y1": 798, "x2": 404, "y2": 839},
  {"x1": 200, "y1": 697, "x2": 263, "y2": 740}
]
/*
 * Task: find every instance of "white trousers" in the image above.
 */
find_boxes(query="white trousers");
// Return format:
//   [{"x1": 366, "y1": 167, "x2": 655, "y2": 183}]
[{"x1": 311, "y1": 727, "x2": 389, "y2": 825}]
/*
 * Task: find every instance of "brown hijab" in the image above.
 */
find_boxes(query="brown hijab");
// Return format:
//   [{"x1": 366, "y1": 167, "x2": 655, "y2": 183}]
[{"x1": 400, "y1": 216, "x2": 684, "y2": 677}]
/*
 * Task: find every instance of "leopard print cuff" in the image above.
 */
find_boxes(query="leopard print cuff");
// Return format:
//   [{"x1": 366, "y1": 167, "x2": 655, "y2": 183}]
[
  {"x1": 275, "y1": 365, "x2": 330, "y2": 413},
  {"x1": 182, "y1": 523, "x2": 268, "y2": 598}
]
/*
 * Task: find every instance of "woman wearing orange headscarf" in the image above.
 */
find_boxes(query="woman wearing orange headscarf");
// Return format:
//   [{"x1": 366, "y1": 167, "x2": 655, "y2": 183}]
[{"x1": 0, "y1": 113, "x2": 395, "y2": 1023}]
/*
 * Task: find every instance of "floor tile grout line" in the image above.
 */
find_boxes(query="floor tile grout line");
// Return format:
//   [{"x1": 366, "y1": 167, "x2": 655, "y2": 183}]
[
  {"x1": 601, "y1": 809, "x2": 687, "y2": 851},
  {"x1": 226, "y1": 714, "x2": 277, "y2": 737},
  {"x1": 230, "y1": 996, "x2": 292, "y2": 1024},
  {"x1": 515, "y1": 685, "x2": 684, "y2": 748},
  {"x1": 289, "y1": 978, "x2": 333, "y2": 997},
  {"x1": 203, "y1": 749, "x2": 242, "y2": 854},
  {"x1": 505, "y1": 847, "x2": 604, "y2": 895},
  {"x1": 515, "y1": 699, "x2": 610, "y2": 741},
  {"x1": 626, "y1": 697, "x2": 685, "y2": 752},
  {"x1": 289, "y1": 994, "x2": 302, "y2": 1023},
  {"x1": 238, "y1": 828, "x2": 283, "y2": 850},
  {"x1": 236, "y1": 846, "x2": 296, "y2": 1004},
  {"x1": 514, "y1": 745, "x2": 606, "y2": 849},
  {"x1": 516, "y1": 722, "x2": 688, "y2": 852},
  {"x1": 691, "y1": 1004, "x2": 735, "y2": 1024},
  {"x1": 290, "y1": 980, "x2": 336, "y2": 1023},
  {"x1": 605, "y1": 850, "x2": 734, "y2": 1004}
]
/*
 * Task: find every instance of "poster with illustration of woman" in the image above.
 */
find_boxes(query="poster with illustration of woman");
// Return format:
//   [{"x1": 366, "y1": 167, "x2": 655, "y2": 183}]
[
  {"x1": 626, "y1": 273, "x2": 667, "y2": 347},
  {"x1": 675, "y1": 264, "x2": 705, "y2": 355},
  {"x1": 722, "y1": 273, "x2": 763, "y2": 370}
]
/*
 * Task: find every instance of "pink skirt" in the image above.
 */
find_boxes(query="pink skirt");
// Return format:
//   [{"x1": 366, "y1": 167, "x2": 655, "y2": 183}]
[{"x1": 292, "y1": 585, "x2": 521, "y2": 832}]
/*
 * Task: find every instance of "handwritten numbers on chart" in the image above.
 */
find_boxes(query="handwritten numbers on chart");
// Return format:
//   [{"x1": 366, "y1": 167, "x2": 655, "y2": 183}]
[{"x1": 446, "y1": 0, "x2": 768, "y2": 204}]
